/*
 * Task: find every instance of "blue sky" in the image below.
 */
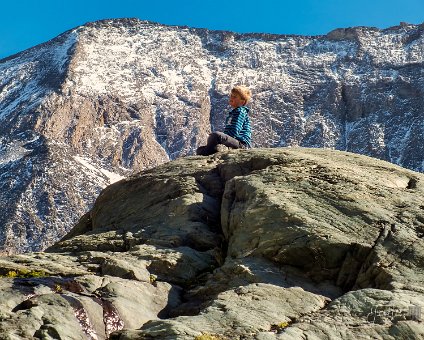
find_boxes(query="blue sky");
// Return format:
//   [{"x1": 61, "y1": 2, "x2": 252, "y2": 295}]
[{"x1": 1, "y1": 0, "x2": 423, "y2": 59}]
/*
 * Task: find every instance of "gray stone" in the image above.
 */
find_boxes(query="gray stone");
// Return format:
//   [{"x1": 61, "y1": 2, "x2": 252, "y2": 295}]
[{"x1": 0, "y1": 148, "x2": 423, "y2": 339}]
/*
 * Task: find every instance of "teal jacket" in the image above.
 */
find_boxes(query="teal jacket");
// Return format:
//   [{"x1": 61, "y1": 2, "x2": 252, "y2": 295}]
[{"x1": 223, "y1": 106, "x2": 252, "y2": 147}]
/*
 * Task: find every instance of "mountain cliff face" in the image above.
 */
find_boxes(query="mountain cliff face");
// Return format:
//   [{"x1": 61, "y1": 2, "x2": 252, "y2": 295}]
[
  {"x1": 0, "y1": 148, "x2": 423, "y2": 339},
  {"x1": 0, "y1": 18, "x2": 423, "y2": 253}
]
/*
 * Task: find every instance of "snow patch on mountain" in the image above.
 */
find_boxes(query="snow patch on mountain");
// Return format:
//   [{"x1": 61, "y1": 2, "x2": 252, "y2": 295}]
[
  {"x1": 74, "y1": 155, "x2": 124, "y2": 185},
  {"x1": 0, "y1": 18, "x2": 423, "y2": 253},
  {"x1": 0, "y1": 30, "x2": 78, "y2": 122}
]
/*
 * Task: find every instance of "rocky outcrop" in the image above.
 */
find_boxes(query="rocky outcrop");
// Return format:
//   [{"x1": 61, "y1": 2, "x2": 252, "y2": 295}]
[
  {"x1": 0, "y1": 18, "x2": 423, "y2": 253},
  {"x1": 0, "y1": 148, "x2": 423, "y2": 339}
]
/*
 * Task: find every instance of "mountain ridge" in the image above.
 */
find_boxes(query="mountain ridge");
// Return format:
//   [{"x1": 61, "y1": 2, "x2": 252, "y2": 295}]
[
  {"x1": 2, "y1": 18, "x2": 422, "y2": 64},
  {"x1": 0, "y1": 18, "x2": 423, "y2": 253}
]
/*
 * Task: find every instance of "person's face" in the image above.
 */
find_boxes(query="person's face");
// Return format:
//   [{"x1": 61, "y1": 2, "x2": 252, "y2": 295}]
[{"x1": 229, "y1": 92, "x2": 246, "y2": 108}]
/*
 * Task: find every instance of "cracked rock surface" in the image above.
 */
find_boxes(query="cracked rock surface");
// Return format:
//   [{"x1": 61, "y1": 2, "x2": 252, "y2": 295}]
[{"x1": 0, "y1": 147, "x2": 423, "y2": 339}]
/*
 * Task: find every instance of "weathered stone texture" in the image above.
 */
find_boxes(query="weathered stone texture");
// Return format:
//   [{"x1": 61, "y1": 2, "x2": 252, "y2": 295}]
[{"x1": 0, "y1": 148, "x2": 423, "y2": 339}]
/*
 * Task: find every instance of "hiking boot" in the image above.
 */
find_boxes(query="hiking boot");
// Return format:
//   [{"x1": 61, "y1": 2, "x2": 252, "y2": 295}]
[{"x1": 196, "y1": 146, "x2": 212, "y2": 155}]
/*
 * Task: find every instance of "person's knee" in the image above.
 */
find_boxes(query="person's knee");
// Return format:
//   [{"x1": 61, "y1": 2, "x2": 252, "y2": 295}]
[{"x1": 208, "y1": 132, "x2": 221, "y2": 144}]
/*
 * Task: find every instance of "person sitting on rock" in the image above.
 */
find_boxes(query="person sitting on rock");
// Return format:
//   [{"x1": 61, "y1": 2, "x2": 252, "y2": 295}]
[{"x1": 196, "y1": 85, "x2": 252, "y2": 156}]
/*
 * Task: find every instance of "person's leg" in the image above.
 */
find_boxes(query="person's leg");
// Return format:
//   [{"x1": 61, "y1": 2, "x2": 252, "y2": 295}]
[
  {"x1": 196, "y1": 134, "x2": 218, "y2": 155},
  {"x1": 197, "y1": 132, "x2": 243, "y2": 156},
  {"x1": 211, "y1": 131, "x2": 243, "y2": 149}
]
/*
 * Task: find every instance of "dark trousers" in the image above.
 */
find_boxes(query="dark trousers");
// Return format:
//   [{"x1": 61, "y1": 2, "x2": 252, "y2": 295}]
[{"x1": 196, "y1": 131, "x2": 245, "y2": 156}]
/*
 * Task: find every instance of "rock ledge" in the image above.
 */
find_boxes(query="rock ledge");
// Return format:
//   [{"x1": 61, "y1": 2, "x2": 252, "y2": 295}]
[{"x1": 0, "y1": 147, "x2": 423, "y2": 339}]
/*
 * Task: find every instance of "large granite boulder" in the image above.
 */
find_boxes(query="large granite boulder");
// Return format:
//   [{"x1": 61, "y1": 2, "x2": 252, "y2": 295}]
[{"x1": 0, "y1": 147, "x2": 423, "y2": 339}]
